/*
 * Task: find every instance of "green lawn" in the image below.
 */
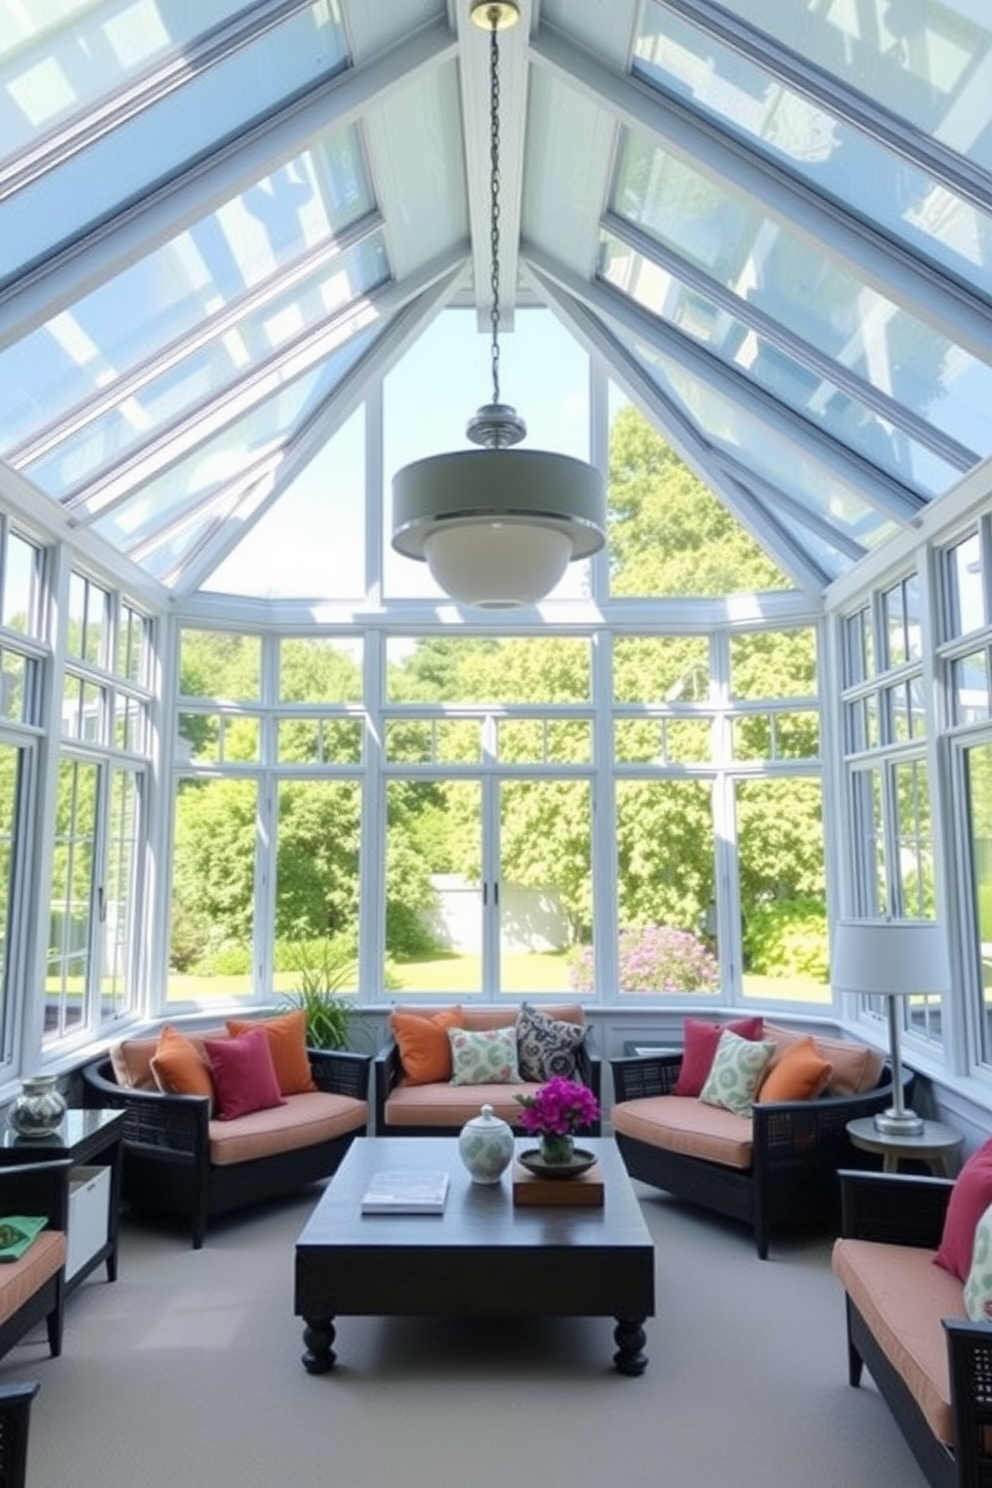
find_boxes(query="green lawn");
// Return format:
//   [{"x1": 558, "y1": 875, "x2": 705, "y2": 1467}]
[
  {"x1": 164, "y1": 954, "x2": 830, "y2": 1002},
  {"x1": 389, "y1": 951, "x2": 572, "y2": 994}
]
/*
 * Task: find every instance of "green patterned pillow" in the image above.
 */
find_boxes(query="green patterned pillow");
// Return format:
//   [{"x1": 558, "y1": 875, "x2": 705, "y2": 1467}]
[
  {"x1": 964, "y1": 1201, "x2": 992, "y2": 1322},
  {"x1": 448, "y1": 1026, "x2": 522, "y2": 1086},
  {"x1": 699, "y1": 1029, "x2": 777, "y2": 1117}
]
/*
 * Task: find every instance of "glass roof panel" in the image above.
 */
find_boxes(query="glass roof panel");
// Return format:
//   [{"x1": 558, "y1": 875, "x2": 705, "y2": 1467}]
[
  {"x1": 19, "y1": 231, "x2": 388, "y2": 499},
  {"x1": 712, "y1": 0, "x2": 992, "y2": 172},
  {"x1": 598, "y1": 231, "x2": 961, "y2": 499},
  {"x1": 129, "y1": 488, "x2": 253, "y2": 585},
  {"x1": 1, "y1": 124, "x2": 374, "y2": 458},
  {"x1": 633, "y1": 2, "x2": 992, "y2": 290},
  {"x1": 0, "y1": 1, "x2": 265, "y2": 160},
  {"x1": 88, "y1": 324, "x2": 377, "y2": 556},
  {"x1": 611, "y1": 321, "x2": 900, "y2": 555},
  {"x1": 745, "y1": 492, "x2": 858, "y2": 583},
  {"x1": 2, "y1": 3, "x2": 351, "y2": 281},
  {"x1": 611, "y1": 128, "x2": 992, "y2": 462}
]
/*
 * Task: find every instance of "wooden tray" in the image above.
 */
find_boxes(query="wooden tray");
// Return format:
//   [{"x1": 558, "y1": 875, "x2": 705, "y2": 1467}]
[{"x1": 512, "y1": 1158, "x2": 604, "y2": 1207}]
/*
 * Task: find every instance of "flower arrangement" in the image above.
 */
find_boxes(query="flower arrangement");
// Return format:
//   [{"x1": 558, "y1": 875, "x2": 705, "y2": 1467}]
[{"x1": 515, "y1": 1076, "x2": 599, "y2": 1164}]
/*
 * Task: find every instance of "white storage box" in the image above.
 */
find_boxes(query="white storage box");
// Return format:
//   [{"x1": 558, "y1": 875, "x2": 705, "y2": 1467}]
[{"x1": 66, "y1": 1164, "x2": 110, "y2": 1281}]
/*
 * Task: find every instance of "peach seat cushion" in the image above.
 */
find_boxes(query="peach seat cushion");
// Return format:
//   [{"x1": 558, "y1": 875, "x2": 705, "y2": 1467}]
[
  {"x1": 208, "y1": 1091, "x2": 368, "y2": 1166},
  {"x1": 383, "y1": 1080, "x2": 547, "y2": 1129},
  {"x1": 833, "y1": 1237, "x2": 966, "y2": 1446},
  {"x1": 611, "y1": 1095, "x2": 753, "y2": 1170}
]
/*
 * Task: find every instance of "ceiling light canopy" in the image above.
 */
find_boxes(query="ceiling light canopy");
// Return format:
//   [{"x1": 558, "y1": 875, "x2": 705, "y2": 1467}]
[{"x1": 390, "y1": 0, "x2": 606, "y2": 608}]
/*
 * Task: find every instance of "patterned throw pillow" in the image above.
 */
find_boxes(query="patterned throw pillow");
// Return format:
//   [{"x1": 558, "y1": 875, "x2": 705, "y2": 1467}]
[
  {"x1": 448, "y1": 1026, "x2": 521, "y2": 1086},
  {"x1": 965, "y1": 1201, "x2": 992, "y2": 1322},
  {"x1": 699, "y1": 1028, "x2": 777, "y2": 1118},
  {"x1": 516, "y1": 1002, "x2": 587, "y2": 1081}
]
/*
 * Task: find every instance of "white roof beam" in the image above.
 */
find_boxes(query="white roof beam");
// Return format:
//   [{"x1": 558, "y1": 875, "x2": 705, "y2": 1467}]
[{"x1": 456, "y1": 0, "x2": 531, "y2": 330}]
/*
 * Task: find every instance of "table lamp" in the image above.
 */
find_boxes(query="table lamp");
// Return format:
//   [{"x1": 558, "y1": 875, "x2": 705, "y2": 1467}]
[{"x1": 831, "y1": 919, "x2": 950, "y2": 1137}]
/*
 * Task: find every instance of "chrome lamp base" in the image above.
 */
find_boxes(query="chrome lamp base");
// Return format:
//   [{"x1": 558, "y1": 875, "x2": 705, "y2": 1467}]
[{"x1": 873, "y1": 1107, "x2": 925, "y2": 1138}]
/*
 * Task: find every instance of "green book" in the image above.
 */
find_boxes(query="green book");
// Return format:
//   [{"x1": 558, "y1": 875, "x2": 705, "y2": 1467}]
[{"x1": 0, "y1": 1217, "x2": 47, "y2": 1262}]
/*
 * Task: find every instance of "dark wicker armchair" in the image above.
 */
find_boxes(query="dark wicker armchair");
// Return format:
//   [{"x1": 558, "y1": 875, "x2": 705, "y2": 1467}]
[
  {"x1": 81, "y1": 1048, "x2": 369, "y2": 1248},
  {"x1": 0, "y1": 1381, "x2": 40, "y2": 1488},
  {"x1": 610, "y1": 1050, "x2": 908, "y2": 1258},
  {"x1": 836, "y1": 1170, "x2": 992, "y2": 1488}
]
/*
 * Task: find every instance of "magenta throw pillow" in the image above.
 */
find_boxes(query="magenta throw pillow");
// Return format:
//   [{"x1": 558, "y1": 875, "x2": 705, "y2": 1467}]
[
  {"x1": 934, "y1": 1138, "x2": 992, "y2": 1280},
  {"x1": 673, "y1": 1015, "x2": 765, "y2": 1097},
  {"x1": 203, "y1": 1027, "x2": 285, "y2": 1121}
]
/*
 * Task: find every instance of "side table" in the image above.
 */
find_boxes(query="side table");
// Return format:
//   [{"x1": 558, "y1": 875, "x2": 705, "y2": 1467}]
[
  {"x1": 846, "y1": 1115, "x2": 963, "y2": 1177},
  {"x1": 0, "y1": 1108, "x2": 123, "y2": 1294}
]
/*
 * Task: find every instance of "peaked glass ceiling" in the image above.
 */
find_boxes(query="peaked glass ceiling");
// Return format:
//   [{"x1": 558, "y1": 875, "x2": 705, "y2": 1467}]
[{"x1": 0, "y1": 0, "x2": 989, "y2": 602}]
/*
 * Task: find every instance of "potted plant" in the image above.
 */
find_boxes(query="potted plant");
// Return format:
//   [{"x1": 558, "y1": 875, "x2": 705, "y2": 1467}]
[{"x1": 280, "y1": 939, "x2": 355, "y2": 1051}]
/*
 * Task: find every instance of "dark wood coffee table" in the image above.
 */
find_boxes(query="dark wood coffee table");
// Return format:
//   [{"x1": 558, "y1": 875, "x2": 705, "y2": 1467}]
[{"x1": 294, "y1": 1135, "x2": 654, "y2": 1376}]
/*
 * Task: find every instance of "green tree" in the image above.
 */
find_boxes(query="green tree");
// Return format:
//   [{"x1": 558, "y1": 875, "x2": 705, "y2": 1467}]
[{"x1": 608, "y1": 404, "x2": 788, "y2": 596}]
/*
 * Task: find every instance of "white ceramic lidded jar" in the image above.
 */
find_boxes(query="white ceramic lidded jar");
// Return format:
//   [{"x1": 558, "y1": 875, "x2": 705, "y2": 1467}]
[{"x1": 458, "y1": 1104, "x2": 514, "y2": 1184}]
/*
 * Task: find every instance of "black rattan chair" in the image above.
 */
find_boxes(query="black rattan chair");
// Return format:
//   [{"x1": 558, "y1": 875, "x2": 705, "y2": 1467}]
[
  {"x1": 611, "y1": 1051, "x2": 909, "y2": 1258},
  {"x1": 82, "y1": 1048, "x2": 369, "y2": 1248},
  {"x1": 0, "y1": 1381, "x2": 39, "y2": 1488}
]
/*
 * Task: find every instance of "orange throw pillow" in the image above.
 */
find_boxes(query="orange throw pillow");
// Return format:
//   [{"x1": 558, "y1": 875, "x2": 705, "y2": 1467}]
[
  {"x1": 150, "y1": 1025, "x2": 214, "y2": 1100},
  {"x1": 226, "y1": 1009, "x2": 316, "y2": 1095},
  {"x1": 757, "y1": 1036, "x2": 832, "y2": 1103},
  {"x1": 389, "y1": 1008, "x2": 465, "y2": 1084}
]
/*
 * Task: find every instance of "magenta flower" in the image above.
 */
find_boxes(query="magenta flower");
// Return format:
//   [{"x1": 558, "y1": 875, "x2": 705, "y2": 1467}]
[{"x1": 515, "y1": 1076, "x2": 599, "y2": 1137}]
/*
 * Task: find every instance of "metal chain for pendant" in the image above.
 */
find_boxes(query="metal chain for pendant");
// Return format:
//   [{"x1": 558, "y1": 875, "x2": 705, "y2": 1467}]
[{"x1": 487, "y1": 15, "x2": 502, "y2": 410}]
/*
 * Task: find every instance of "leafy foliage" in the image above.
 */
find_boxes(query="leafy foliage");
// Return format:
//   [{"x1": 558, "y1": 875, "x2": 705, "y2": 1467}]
[{"x1": 742, "y1": 898, "x2": 828, "y2": 981}]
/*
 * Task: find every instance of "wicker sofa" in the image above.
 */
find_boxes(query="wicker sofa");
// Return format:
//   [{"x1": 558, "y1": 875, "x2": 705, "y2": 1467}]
[
  {"x1": 610, "y1": 1023, "x2": 904, "y2": 1259},
  {"x1": 832, "y1": 1169, "x2": 992, "y2": 1488},
  {"x1": 374, "y1": 1002, "x2": 601, "y2": 1136},
  {"x1": 82, "y1": 1024, "x2": 369, "y2": 1248},
  {"x1": 0, "y1": 1381, "x2": 40, "y2": 1488},
  {"x1": 0, "y1": 1159, "x2": 70, "y2": 1363}
]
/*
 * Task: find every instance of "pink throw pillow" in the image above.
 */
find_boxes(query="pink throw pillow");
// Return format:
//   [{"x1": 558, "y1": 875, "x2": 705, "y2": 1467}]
[
  {"x1": 203, "y1": 1027, "x2": 285, "y2": 1121},
  {"x1": 934, "y1": 1138, "x2": 992, "y2": 1280},
  {"x1": 673, "y1": 1015, "x2": 765, "y2": 1097}
]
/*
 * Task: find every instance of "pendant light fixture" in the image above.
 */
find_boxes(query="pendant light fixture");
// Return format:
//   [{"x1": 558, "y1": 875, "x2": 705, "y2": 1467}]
[{"x1": 390, "y1": 0, "x2": 607, "y2": 608}]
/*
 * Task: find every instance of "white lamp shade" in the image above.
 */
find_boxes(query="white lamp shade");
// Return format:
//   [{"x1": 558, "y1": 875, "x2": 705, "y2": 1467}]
[
  {"x1": 423, "y1": 522, "x2": 572, "y2": 607},
  {"x1": 831, "y1": 919, "x2": 950, "y2": 996}
]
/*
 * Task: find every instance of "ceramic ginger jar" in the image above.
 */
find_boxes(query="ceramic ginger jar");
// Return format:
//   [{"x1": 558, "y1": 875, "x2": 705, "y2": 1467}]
[{"x1": 458, "y1": 1103, "x2": 514, "y2": 1184}]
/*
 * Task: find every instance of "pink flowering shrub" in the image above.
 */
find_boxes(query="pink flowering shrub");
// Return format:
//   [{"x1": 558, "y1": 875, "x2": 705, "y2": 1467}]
[
  {"x1": 515, "y1": 1076, "x2": 599, "y2": 1137},
  {"x1": 568, "y1": 924, "x2": 719, "y2": 994}
]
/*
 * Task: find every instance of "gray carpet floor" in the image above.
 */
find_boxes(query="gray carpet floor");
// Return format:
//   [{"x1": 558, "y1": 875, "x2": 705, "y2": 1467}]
[{"x1": 7, "y1": 1180, "x2": 928, "y2": 1488}]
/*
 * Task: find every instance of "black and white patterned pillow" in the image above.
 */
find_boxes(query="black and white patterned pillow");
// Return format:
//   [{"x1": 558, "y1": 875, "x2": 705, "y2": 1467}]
[{"x1": 516, "y1": 1002, "x2": 588, "y2": 1082}]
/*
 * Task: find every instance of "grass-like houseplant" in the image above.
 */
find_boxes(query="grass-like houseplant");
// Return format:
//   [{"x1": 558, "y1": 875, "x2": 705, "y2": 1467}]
[{"x1": 280, "y1": 940, "x2": 355, "y2": 1051}]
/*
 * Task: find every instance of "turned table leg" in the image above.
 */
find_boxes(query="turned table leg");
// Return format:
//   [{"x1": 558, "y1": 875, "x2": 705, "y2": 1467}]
[
  {"x1": 613, "y1": 1318, "x2": 648, "y2": 1376},
  {"x1": 301, "y1": 1316, "x2": 337, "y2": 1374}
]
